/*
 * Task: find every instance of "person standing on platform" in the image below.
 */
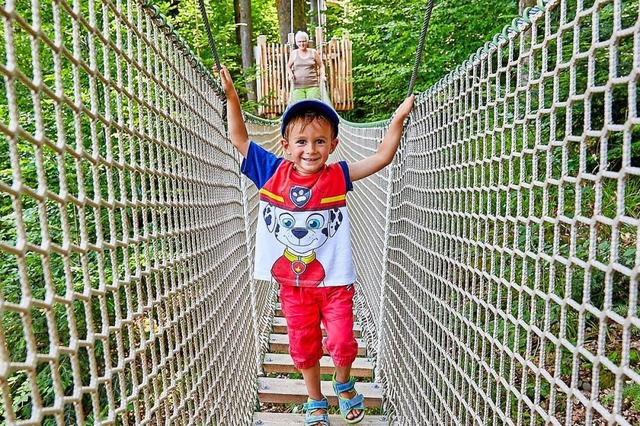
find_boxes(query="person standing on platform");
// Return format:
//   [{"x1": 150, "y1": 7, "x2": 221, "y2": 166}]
[{"x1": 287, "y1": 31, "x2": 326, "y2": 102}]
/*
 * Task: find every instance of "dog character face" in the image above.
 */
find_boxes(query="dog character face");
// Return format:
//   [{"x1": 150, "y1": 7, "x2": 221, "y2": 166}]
[{"x1": 263, "y1": 205, "x2": 343, "y2": 255}]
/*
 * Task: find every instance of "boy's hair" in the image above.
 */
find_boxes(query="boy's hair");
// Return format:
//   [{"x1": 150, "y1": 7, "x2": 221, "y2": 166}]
[
  {"x1": 283, "y1": 113, "x2": 334, "y2": 140},
  {"x1": 281, "y1": 99, "x2": 340, "y2": 139}
]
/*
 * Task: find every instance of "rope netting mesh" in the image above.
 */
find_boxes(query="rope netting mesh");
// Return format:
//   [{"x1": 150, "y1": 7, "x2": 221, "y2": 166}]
[
  {"x1": 0, "y1": 0, "x2": 272, "y2": 423},
  {"x1": 354, "y1": 0, "x2": 640, "y2": 423},
  {"x1": 1, "y1": 0, "x2": 639, "y2": 426}
]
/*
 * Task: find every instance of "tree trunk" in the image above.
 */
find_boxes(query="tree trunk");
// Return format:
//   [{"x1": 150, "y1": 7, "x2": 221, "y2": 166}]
[
  {"x1": 275, "y1": 0, "x2": 307, "y2": 44},
  {"x1": 234, "y1": 0, "x2": 257, "y2": 101}
]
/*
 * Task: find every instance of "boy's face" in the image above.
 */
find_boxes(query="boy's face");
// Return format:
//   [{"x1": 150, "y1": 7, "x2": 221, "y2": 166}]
[{"x1": 281, "y1": 118, "x2": 338, "y2": 176}]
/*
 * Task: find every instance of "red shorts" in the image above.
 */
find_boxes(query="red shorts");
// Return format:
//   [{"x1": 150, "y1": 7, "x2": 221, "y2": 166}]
[{"x1": 279, "y1": 284, "x2": 358, "y2": 370}]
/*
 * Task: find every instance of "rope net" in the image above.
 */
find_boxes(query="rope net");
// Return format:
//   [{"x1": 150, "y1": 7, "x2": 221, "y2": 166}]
[
  {"x1": 0, "y1": 0, "x2": 271, "y2": 424},
  {"x1": 353, "y1": 0, "x2": 640, "y2": 423},
  {"x1": 0, "y1": 0, "x2": 639, "y2": 426}
]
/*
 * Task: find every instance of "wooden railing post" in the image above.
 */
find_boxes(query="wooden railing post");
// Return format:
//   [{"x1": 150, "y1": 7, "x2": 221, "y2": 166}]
[
  {"x1": 315, "y1": 27, "x2": 324, "y2": 60},
  {"x1": 256, "y1": 36, "x2": 267, "y2": 116}
]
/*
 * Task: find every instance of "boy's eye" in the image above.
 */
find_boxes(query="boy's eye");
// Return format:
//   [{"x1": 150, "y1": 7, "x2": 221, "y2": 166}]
[
  {"x1": 295, "y1": 140, "x2": 307, "y2": 145},
  {"x1": 280, "y1": 214, "x2": 295, "y2": 229},
  {"x1": 306, "y1": 214, "x2": 325, "y2": 230}
]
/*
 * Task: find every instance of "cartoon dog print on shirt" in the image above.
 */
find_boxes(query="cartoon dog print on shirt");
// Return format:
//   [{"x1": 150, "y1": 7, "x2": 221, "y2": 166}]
[{"x1": 263, "y1": 200, "x2": 343, "y2": 287}]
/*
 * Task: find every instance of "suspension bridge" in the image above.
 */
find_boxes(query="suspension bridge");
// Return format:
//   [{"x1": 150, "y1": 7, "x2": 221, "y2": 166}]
[{"x1": 0, "y1": 0, "x2": 639, "y2": 425}]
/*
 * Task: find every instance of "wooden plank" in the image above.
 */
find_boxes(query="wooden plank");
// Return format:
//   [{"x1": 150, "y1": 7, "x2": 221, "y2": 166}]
[
  {"x1": 266, "y1": 43, "x2": 273, "y2": 114},
  {"x1": 348, "y1": 38, "x2": 352, "y2": 105},
  {"x1": 272, "y1": 317, "x2": 362, "y2": 337},
  {"x1": 257, "y1": 377, "x2": 382, "y2": 406},
  {"x1": 338, "y1": 38, "x2": 343, "y2": 107},
  {"x1": 257, "y1": 36, "x2": 267, "y2": 116},
  {"x1": 315, "y1": 27, "x2": 324, "y2": 61},
  {"x1": 341, "y1": 37, "x2": 347, "y2": 108},
  {"x1": 272, "y1": 44, "x2": 279, "y2": 114},
  {"x1": 277, "y1": 43, "x2": 285, "y2": 109},
  {"x1": 329, "y1": 37, "x2": 337, "y2": 108},
  {"x1": 252, "y1": 412, "x2": 388, "y2": 425},
  {"x1": 269, "y1": 333, "x2": 367, "y2": 356},
  {"x1": 263, "y1": 353, "x2": 373, "y2": 377}
]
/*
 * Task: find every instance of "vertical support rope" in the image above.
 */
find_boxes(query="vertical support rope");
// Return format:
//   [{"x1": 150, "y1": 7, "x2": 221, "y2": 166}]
[
  {"x1": 407, "y1": 0, "x2": 434, "y2": 96},
  {"x1": 197, "y1": 0, "x2": 221, "y2": 69}
]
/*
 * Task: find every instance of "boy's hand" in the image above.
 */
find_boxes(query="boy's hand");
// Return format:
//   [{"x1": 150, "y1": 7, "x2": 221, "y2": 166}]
[
  {"x1": 216, "y1": 65, "x2": 250, "y2": 156},
  {"x1": 393, "y1": 94, "x2": 415, "y2": 122},
  {"x1": 215, "y1": 65, "x2": 235, "y2": 96}
]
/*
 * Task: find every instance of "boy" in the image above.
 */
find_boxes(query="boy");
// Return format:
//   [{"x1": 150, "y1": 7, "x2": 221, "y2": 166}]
[{"x1": 219, "y1": 66, "x2": 414, "y2": 425}]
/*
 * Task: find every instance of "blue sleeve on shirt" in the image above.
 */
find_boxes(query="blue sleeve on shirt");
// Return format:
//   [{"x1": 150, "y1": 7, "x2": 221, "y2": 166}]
[
  {"x1": 241, "y1": 141, "x2": 284, "y2": 189},
  {"x1": 338, "y1": 161, "x2": 353, "y2": 192}
]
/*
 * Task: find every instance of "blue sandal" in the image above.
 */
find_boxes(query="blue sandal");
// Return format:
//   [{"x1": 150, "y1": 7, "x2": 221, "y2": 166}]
[
  {"x1": 332, "y1": 374, "x2": 365, "y2": 424},
  {"x1": 303, "y1": 396, "x2": 330, "y2": 426}
]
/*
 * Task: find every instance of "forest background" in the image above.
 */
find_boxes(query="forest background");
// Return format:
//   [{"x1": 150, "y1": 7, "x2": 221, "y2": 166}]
[{"x1": 156, "y1": 0, "x2": 532, "y2": 121}]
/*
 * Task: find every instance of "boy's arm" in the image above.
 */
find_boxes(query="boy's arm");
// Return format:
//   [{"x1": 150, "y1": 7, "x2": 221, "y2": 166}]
[
  {"x1": 348, "y1": 95, "x2": 415, "y2": 182},
  {"x1": 219, "y1": 66, "x2": 250, "y2": 157}
]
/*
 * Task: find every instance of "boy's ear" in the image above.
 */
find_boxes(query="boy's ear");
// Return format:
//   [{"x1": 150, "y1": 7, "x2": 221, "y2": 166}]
[
  {"x1": 280, "y1": 138, "x2": 290, "y2": 154},
  {"x1": 329, "y1": 138, "x2": 339, "y2": 154}
]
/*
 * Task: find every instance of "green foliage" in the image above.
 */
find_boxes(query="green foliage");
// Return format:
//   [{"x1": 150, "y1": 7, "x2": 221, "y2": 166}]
[
  {"x1": 157, "y1": 0, "x2": 238, "y2": 67},
  {"x1": 156, "y1": 0, "x2": 279, "y2": 101},
  {"x1": 158, "y1": 0, "x2": 521, "y2": 119},
  {"x1": 627, "y1": 384, "x2": 640, "y2": 411},
  {"x1": 602, "y1": 383, "x2": 640, "y2": 412},
  {"x1": 334, "y1": 0, "x2": 519, "y2": 121}
]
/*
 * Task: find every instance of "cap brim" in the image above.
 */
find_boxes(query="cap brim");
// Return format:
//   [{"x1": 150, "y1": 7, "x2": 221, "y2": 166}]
[{"x1": 281, "y1": 99, "x2": 340, "y2": 138}]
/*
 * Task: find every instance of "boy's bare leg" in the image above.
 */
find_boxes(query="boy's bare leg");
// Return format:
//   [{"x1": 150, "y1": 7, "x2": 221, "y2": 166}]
[
  {"x1": 335, "y1": 364, "x2": 363, "y2": 420},
  {"x1": 301, "y1": 362, "x2": 323, "y2": 400},
  {"x1": 301, "y1": 362, "x2": 327, "y2": 423}
]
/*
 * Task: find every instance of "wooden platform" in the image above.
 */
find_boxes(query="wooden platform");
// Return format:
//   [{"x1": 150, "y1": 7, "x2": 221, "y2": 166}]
[
  {"x1": 253, "y1": 412, "x2": 388, "y2": 425},
  {"x1": 257, "y1": 377, "x2": 382, "y2": 405},
  {"x1": 263, "y1": 353, "x2": 373, "y2": 377}
]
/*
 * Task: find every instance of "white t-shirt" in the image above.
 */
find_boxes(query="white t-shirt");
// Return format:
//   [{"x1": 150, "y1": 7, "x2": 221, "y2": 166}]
[{"x1": 241, "y1": 142, "x2": 356, "y2": 287}]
